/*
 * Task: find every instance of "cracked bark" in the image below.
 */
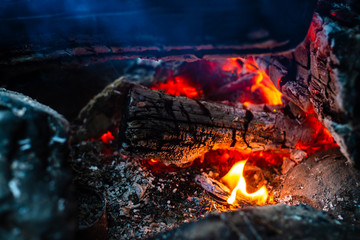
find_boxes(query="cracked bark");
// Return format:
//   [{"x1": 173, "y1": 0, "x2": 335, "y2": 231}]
[
  {"x1": 256, "y1": 1, "x2": 360, "y2": 166},
  {"x1": 75, "y1": 78, "x2": 322, "y2": 166}
]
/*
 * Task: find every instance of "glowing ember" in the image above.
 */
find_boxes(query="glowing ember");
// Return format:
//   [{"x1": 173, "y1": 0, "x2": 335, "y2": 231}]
[
  {"x1": 221, "y1": 58, "x2": 243, "y2": 72},
  {"x1": 151, "y1": 75, "x2": 202, "y2": 99},
  {"x1": 100, "y1": 131, "x2": 114, "y2": 144},
  {"x1": 151, "y1": 57, "x2": 282, "y2": 105},
  {"x1": 221, "y1": 160, "x2": 268, "y2": 205},
  {"x1": 295, "y1": 113, "x2": 337, "y2": 155},
  {"x1": 149, "y1": 159, "x2": 159, "y2": 164},
  {"x1": 218, "y1": 57, "x2": 283, "y2": 105},
  {"x1": 144, "y1": 158, "x2": 179, "y2": 173}
]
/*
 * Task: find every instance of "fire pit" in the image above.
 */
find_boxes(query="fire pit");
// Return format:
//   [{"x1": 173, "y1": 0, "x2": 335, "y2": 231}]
[{"x1": 1, "y1": 0, "x2": 360, "y2": 240}]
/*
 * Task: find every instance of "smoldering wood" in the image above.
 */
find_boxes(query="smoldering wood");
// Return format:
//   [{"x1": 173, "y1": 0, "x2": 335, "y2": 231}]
[
  {"x1": 256, "y1": 1, "x2": 360, "y2": 166},
  {"x1": 76, "y1": 78, "x2": 320, "y2": 166},
  {"x1": 147, "y1": 204, "x2": 360, "y2": 240},
  {"x1": 280, "y1": 147, "x2": 360, "y2": 225},
  {"x1": 195, "y1": 173, "x2": 230, "y2": 204},
  {"x1": 0, "y1": 0, "x2": 315, "y2": 65},
  {"x1": 70, "y1": 133, "x2": 267, "y2": 240}
]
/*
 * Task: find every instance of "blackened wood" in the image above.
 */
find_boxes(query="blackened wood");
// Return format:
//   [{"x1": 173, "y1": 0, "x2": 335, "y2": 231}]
[
  {"x1": 75, "y1": 78, "x2": 321, "y2": 167},
  {"x1": 74, "y1": 78, "x2": 133, "y2": 142},
  {"x1": 122, "y1": 83, "x2": 321, "y2": 166},
  {"x1": 0, "y1": 89, "x2": 74, "y2": 239},
  {"x1": 256, "y1": 4, "x2": 360, "y2": 166},
  {"x1": 0, "y1": 0, "x2": 315, "y2": 64},
  {"x1": 147, "y1": 204, "x2": 360, "y2": 240}
]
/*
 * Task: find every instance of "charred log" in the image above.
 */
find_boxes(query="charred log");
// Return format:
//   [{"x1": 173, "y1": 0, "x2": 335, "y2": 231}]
[
  {"x1": 256, "y1": 1, "x2": 360, "y2": 166},
  {"x1": 0, "y1": 89, "x2": 74, "y2": 239},
  {"x1": 147, "y1": 204, "x2": 360, "y2": 240},
  {"x1": 76, "y1": 78, "x2": 321, "y2": 166}
]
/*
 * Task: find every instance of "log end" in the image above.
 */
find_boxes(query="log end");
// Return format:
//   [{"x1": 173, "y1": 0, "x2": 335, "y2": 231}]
[{"x1": 73, "y1": 77, "x2": 132, "y2": 142}]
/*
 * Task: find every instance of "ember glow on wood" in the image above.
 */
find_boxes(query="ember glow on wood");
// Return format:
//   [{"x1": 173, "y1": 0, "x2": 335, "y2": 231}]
[
  {"x1": 240, "y1": 58, "x2": 283, "y2": 105},
  {"x1": 151, "y1": 75, "x2": 203, "y2": 99},
  {"x1": 294, "y1": 113, "x2": 338, "y2": 155},
  {"x1": 141, "y1": 58, "x2": 337, "y2": 164},
  {"x1": 2, "y1": 0, "x2": 360, "y2": 239},
  {"x1": 75, "y1": 56, "x2": 339, "y2": 210},
  {"x1": 151, "y1": 58, "x2": 283, "y2": 105}
]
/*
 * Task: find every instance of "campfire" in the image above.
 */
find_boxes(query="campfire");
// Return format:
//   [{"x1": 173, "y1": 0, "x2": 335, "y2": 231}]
[
  {"x1": 111, "y1": 57, "x2": 336, "y2": 208},
  {"x1": 1, "y1": 0, "x2": 360, "y2": 240},
  {"x1": 69, "y1": 55, "x2": 346, "y2": 239}
]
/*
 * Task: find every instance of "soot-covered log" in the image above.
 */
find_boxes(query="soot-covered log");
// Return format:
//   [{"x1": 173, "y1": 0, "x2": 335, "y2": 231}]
[
  {"x1": 255, "y1": 0, "x2": 360, "y2": 166},
  {"x1": 0, "y1": 0, "x2": 315, "y2": 64},
  {"x1": 0, "y1": 89, "x2": 74, "y2": 239},
  {"x1": 76, "y1": 78, "x2": 320, "y2": 166},
  {"x1": 147, "y1": 204, "x2": 360, "y2": 240}
]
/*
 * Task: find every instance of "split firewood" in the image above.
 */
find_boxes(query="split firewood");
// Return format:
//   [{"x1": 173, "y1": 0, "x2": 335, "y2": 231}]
[
  {"x1": 195, "y1": 173, "x2": 230, "y2": 204},
  {"x1": 75, "y1": 77, "x2": 318, "y2": 166}
]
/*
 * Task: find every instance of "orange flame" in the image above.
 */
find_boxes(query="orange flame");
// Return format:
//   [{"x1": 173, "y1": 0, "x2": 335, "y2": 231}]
[
  {"x1": 221, "y1": 160, "x2": 268, "y2": 205},
  {"x1": 245, "y1": 59, "x2": 283, "y2": 105},
  {"x1": 151, "y1": 58, "x2": 282, "y2": 105},
  {"x1": 219, "y1": 58, "x2": 283, "y2": 105}
]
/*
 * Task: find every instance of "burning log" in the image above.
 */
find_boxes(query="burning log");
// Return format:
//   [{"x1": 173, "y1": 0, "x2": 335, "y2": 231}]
[
  {"x1": 256, "y1": 1, "x2": 360, "y2": 166},
  {"x1": 75, "y1": 78, "x2": 324, "y2": 166}
]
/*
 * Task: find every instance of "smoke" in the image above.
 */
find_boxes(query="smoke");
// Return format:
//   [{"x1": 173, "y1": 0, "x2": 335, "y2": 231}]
[
  {"x1": 0, "y1": 0, "x2": 154, "y2": 47},
  {"x1": 0, "y1": 0, "x2": 316, "y2": 55}
]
